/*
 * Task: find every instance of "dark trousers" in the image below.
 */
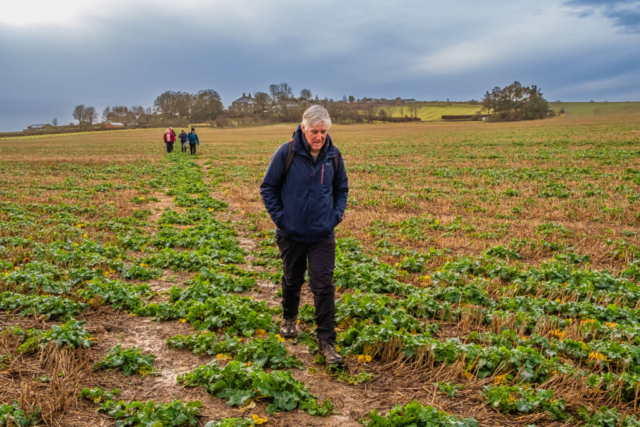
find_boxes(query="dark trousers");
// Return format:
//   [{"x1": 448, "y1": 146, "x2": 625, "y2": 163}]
[
  {"x1": 166, "y1": 142, "x2": 174, "y2": 153},
  {"x1": 190, "y1": 144, "x2": 196, "y2": 155},
  {"x1": 277, "y1": 234, "x2": 336, "y2": 344},
  {"x1": 181, "y1": 143, "x2": 187, "y2": 153}
]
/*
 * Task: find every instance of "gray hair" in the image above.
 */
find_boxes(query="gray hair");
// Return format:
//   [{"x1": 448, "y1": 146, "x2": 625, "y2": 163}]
[{"x1": 301, "y1": 105, "x2": 332, "y2": 129}]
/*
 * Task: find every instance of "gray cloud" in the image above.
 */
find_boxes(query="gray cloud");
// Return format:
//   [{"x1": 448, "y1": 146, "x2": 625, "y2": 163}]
[
  {"x1": 564, "y1": 0, "x2": 640, "y2": 32},
  {"x1": 1, "y1": 0, "x2": 640, "y2": 131}
]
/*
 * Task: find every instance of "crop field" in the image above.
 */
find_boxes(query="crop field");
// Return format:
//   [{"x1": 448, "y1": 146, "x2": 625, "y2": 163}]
[{"x1": 0, "y1": 114, "x2": 639, "y2": 426}]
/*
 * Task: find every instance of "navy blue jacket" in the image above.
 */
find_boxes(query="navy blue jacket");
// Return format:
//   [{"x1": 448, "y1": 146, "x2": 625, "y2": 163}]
[{"x1": 260, "y1": 125, "x2": 349, "y2": 243}]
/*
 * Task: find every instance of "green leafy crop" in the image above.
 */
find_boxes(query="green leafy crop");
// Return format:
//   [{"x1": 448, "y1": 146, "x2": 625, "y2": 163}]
[
  {"x1": 0, "y1": 401, "x2": 40, "y2": 426},
  {"x1": 94, "y1": 344, "x2": 155, "y2": 376},
  {"x1": 167, "y1": 332, "x2": 303, "y2": 369},
  {"x1": 365, "y1": 400, "x2": 478, "y2": 427},
  {"x1": 177, "y1": 360, "x2": 332, "y2": 415}
]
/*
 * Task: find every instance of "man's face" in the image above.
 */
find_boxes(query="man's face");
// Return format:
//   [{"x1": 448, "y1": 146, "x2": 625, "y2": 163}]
[{"x1": 301, "y1": 122, "x2": 329, "y2": 155}]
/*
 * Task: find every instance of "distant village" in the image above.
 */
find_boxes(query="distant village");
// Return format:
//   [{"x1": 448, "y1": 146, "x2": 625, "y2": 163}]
[
  {"x1": 24, "y1": 81, "x2": 552, "y2": 134},
  {"x1": 21, "y1": 83, "x2": 438, "y2": 134}
]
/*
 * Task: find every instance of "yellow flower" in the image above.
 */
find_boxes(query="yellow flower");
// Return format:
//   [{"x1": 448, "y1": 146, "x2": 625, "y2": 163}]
[
  {"x1": 245, "y1": 361, "x2": 253, "y2": 367},
  {"x1": 605, "y1": 322, "x2": 618, "y2": 328},
  {"x1": 507, "y1": 393, "x2": 517, "y2": 403},
  {"x1": 254, "y1": 329, "x2": 267, "y2": 337},
  {"x1": 138, "y1": 367, "x2": 153, "y2": 375},
  {"x1": 140, "y1": 196, "x2": 144, "y2": 200},
  {"x1": 252, "y1": 414, "x2": 268, "y2": 425},
  {"x1": 275, "y1": 334, "x2": 285, "y2": 343},
  {"x1": 494, "y1": 374, "x2": 507, "y2": 384},
  {"x1": 463, "y1": 372, "x2": 472, "y2": 380},
  {"x1": 179, "y1": 319, "x2": 187, "y2": 323},
  {"x1": 83, "y1": 233, "x2": 88, "y2": 238},
  {"x1": 554, "y1": 298, "x2": 561, "y2": 303},
  {"x1": 588, "y1": 352, "x2": 610, "y2": 362},
  {"x1": 551, "y1": 329, "x2": 565, "y2": 340},
  {"x1": 357, "y1": 355, "x2": 372, "y2": 364}
]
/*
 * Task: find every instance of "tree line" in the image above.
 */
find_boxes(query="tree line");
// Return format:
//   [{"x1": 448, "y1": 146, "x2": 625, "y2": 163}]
[
  {"x1": 65, "y1": 82, "x2": 425, "y2": 129},
  {"x1": 64, "y1": 80, "x2": 553, "y2": 130}
]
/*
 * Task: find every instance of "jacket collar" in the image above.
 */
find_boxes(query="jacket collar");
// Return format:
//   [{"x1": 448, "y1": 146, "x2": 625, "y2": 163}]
[{"x1": 291, "y1": 124, "x2": 337, "y2": 159}]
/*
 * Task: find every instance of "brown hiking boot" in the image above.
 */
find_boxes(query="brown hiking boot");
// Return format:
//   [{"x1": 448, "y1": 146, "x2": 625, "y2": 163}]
[
  {"x1": 318, "y1": 340, "x2": 343, "y2": 365},
  {"x1": 280, "y1": 318, "x2": 297, "y2": 339}
]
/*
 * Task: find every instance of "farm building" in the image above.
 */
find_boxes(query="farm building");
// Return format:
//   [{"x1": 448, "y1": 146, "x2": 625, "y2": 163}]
[
  {"x1": 397, "y1": 98, "x2": 416, "y2": 104},
  {"x1": 24, "y1": 124, "x2": 54, "y2": 133},
  {"x1": 106, "y1": 122, "x2": 125, "y2": 128},
  {"x1": 230, "y1": 93, "x2": 256, "y2": 114}
]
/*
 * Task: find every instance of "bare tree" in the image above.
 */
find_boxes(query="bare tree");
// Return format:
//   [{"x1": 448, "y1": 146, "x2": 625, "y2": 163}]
[
  {"x1": 84, "y1": 106, "x2": 98, "y2": 126},
  {"x1": 269, "y1": 84, "x2": 281, "y2": 102},
  {"x1": 52, "y1": 118, "x2": 58, "y2": 127},
  {"x1": 154, "y1": 91, "x2": 179, "y2": 116},
  {"x1": 130, "y1": 105, "x2": 145, "y2": 115},
  {"x1": 175, "y1": 92, "x2": 195, "y2": 118},
  {"x1": 386, "y1": 105, "x2": 397, "y2": 118},
  {"x1": 191, "y1": 89, "x2": 224, "y2": 121},
  {"x1": 279, "y1": 83, "x2": 293, "y2": 100},
  {"x1": 102, "y1": 106, "x2": 111, "y2": 122},
  {"x1": 72, "y1": 105, "x2": 85, "y2": 127},
  {"x1": 300, "y1": 88, "x2": 312, "y2": 102},
  {"x1": 112, "y1": 105, "x2": 128, "y2": 114},
  {"x1": 254, "y1": 92, "x2": 270, "y2": 115}
]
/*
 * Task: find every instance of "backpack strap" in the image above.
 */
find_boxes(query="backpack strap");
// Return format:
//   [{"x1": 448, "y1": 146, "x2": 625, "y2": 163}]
[
  {"x1": 284, "y1": 139, "x2": 295, "y2": 175},
  {"x1": 333, "y1": 155, "x2": 340, "y2": 182}
]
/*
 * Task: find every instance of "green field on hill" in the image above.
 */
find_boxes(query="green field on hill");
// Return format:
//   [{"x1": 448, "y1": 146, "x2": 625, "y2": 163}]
[
  {"x1": 385, "y1": 102, "x2": 481, "y2": 121},
  {"x1": 550, "y1": 101, "x2": 640, "y2": 117}
]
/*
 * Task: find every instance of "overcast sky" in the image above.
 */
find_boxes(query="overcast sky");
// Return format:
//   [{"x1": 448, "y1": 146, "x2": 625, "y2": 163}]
[{"x1": 1, "y1": 0, "x2": 639, "y2": 131}]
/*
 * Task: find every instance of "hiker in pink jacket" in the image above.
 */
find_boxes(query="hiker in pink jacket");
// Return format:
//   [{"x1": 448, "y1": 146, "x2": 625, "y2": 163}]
[{"x1": 163, "y1": 127, "x2": 176, "y2": 153}]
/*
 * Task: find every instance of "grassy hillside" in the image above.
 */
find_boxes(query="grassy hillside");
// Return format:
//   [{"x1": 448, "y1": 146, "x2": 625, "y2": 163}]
[
  {"x1": 386, "y1": 102, "x2": 482, "y2": 121},
  {"x1": 551, "y1": 101, "x2": 640, "y2": 117}
]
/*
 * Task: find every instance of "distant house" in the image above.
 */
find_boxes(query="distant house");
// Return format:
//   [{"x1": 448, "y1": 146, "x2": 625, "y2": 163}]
[
  {"x1": 24, "y1": 124, "x2": 54, "y2": 133},
  {"x1": 272, "y1": 101, "x2": 300, "y2": 112},
  {"x1": 106, "y1": 122, "x2": 125, "y2": 128},
  {"x1": 396, "y1": 98, "x2": 416, "y2": 104},
  {"x1": 230, "y1": 93, "x2": 256, "y2": 114}
]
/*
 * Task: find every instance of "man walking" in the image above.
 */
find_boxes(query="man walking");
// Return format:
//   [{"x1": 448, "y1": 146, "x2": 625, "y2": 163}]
[
  {"x1": 179, "y1": 129, "x2": 188, "y2": 153},
  {"x1": 260, "y1": 105, "x2": 348, "y2": 365},
  {"x1": 187, "y1": 127, "x2": 199, "y2": 155}
]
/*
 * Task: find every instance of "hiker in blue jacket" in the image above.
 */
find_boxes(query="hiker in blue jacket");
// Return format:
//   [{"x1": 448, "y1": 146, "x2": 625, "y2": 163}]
[
  {"x1": 260, "y1": 105, "x2": 348, "y2": 365},
  {"x1": 179, "y1": 129, "x2": 188, "y2": 153},
  {"x1": 187, "y1": 127, "x2": 199, "y2": 155}
]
